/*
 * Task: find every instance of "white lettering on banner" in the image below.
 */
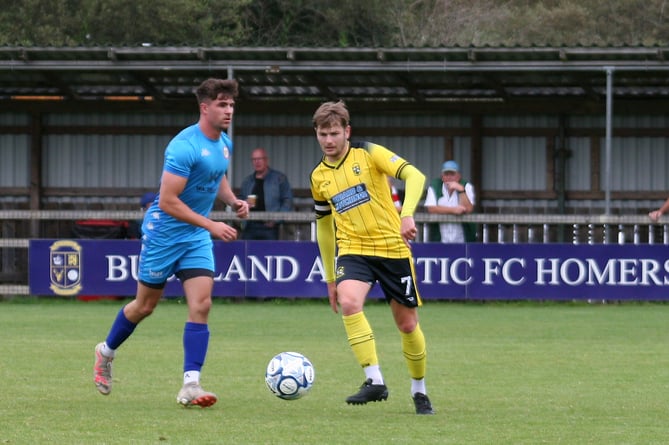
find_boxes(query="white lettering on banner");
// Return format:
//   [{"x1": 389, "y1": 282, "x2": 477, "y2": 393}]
[
  {"x1": 273, "y1": 256, "x2": 299, "y2": 282},
  {"x1": 503, "y1": 258, "x2": 526, "y2": 285},
  {"x1": 482, "y1": 258, "x2": 502, "y2": 285},
  {"x1": 106, "y1": 255, "x2": 141, "y2": 281},
  {"x1": 560, "y1": 258, "x2": 587, "y2": 285},
  {"x1": 640, "y1": 258, "x2": 667, "y2": 285},
  {"x1": 481, "y1": 258, "x2": 525, "y2": 285},
  {"x1": 415, "y1": 257, "x2": 473, "y2": 285},
  {"x1": 248, "y1": 255, "x2": 270, "y2": 281},
  {"x1": 583, "y1": 258, "x2": 617, "y2": 285},
  {"x1": 219, "y1": 255, "x2": 246, "y2": 282},
  {"x1": 129, "y1": 255, "x2": 140, "y2": 280},
  {"x1": 105, "y1": 254, "x2": 174, "y2": 283},
  {"x1": 305, "y1": 257, "x2": 326, "y2": 282},
  {"x1": 450, "y1": 258, "x2": 473, "y2": 285},
  {"x1": 246, "y1": 255, "x2": 299, "y2": 282},
  {"x1": 101, "y1": 250, "x2": 669, "y2": 288},
  {"x1": 416, "y1": 258, "x2": 439, "y2": 284},
  {"x1": 535, "y1": 258, "x2": 560, "y2": 285},
  {"x1": 620, "y1": 259, "x2": 641, "y2": 285},
  {"x1": 103, "y1": 253, "x2": 310, "y2": 284},
  {"x1": 451, "y1": 258, "x2": 474, "y2": 285},
  {"x1": 534, "y1": 257, "x2": 669, "y2": 286}
]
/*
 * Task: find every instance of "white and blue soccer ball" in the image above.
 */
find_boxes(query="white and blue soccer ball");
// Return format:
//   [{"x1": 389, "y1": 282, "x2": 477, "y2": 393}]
[{"x1": 265, "y1": 351, "x2": 315, "y2": 400}]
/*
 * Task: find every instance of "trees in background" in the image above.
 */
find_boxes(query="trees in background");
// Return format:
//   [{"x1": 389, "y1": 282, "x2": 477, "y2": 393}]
[
  {"x1": 0, "y1": 0, "x2": 250, "y2": 46},
  {"x1": 1, "y1": 0, "x2": 668, "y2": 47}
]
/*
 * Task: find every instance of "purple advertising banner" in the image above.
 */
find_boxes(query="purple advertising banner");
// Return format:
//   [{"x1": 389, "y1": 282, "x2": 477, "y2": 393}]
[{"x1": 29, "y1": 240, "x2": 669, "y2": 300}]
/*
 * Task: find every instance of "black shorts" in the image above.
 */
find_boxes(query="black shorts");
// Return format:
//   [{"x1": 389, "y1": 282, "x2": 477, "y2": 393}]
[{"x1": 335, "y1": 255, "x2": 421, "y2": 307}]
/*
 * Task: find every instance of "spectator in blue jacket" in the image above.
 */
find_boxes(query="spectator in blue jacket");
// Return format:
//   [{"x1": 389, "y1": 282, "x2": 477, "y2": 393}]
[{"x1": 240, "y1": 147, "x2": 293, "y2": 240}]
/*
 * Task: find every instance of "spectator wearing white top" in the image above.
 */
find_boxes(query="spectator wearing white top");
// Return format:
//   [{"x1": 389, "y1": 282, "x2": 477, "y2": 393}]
[{"x1": 423, "y1": 160, "x2": 476, "y2": 243}]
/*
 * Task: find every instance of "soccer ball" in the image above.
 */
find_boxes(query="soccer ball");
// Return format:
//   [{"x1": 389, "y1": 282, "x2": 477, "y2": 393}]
[{"x1": 265, "y1": 351, "x2": 315, "y2": 400}]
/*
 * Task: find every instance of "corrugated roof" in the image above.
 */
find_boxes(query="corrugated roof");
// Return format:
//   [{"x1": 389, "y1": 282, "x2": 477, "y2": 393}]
[{"x1": 2, "y1": 45, "x2": 669, "y2": 105}]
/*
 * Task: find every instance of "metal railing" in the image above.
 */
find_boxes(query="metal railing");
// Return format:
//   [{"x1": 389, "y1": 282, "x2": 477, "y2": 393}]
[{"x1": 1, "y1": 209, "x2": 668, "y2": 245}]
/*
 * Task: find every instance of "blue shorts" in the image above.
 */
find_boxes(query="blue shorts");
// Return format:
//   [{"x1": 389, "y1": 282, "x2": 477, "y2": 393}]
[{"x1": 138, "y1": 237, "x2": 214, "y2": 286}]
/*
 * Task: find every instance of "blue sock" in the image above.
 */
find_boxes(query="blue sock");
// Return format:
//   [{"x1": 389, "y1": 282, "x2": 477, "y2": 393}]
[
  {"x1": 183, "y1": 322, "x2": 209, "y2": 373},
  {"x1": 105, "y1": 307, "x2": 137, "y2": 350}
]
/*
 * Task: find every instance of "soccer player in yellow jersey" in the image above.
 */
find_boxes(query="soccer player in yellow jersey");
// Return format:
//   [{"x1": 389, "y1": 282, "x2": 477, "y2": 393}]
[{"x1": 310, "y1": 101, "x2": 434, "y2": 415}]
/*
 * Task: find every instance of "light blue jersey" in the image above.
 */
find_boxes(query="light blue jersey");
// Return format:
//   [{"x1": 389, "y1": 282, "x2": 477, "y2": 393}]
[{"x1": 142, "y1": 123, "x2": 232, "y2": 245}]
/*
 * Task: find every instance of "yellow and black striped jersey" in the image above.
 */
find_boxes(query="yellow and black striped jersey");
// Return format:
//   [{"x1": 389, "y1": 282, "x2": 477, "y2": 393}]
[{"x1": 310, "y1": 141, "x2": 412, "y2": 259}]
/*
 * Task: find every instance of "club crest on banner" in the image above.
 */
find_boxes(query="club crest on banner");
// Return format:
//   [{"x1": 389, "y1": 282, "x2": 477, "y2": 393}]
[{"x1": 49, "y1": 240, "x2": 82, "y2": 296}]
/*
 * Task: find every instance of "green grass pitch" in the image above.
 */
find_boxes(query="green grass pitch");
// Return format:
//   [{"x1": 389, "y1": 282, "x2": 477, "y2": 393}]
[{"x1": 1, "y1": 298, "x2": 668, "y2": 444}]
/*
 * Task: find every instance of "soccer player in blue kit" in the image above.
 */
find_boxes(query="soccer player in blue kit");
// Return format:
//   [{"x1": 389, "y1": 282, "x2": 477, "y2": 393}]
[{"x1": 93, "y1": 78, "x2": 249, "y2": 408}]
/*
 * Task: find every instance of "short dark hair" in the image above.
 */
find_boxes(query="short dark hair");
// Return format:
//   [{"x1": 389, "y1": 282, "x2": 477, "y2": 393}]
[{"x1": 195, "y1": 78, "x2": 239, "y2": 104}]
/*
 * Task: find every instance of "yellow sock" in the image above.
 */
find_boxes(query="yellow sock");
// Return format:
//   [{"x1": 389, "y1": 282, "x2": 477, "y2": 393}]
[
  {"x1": 342, "y1": 312, "x2": 378, "y2": 368},
  {"x1": 401, "y1": 323, "x2": 427, "y2": 380}
]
